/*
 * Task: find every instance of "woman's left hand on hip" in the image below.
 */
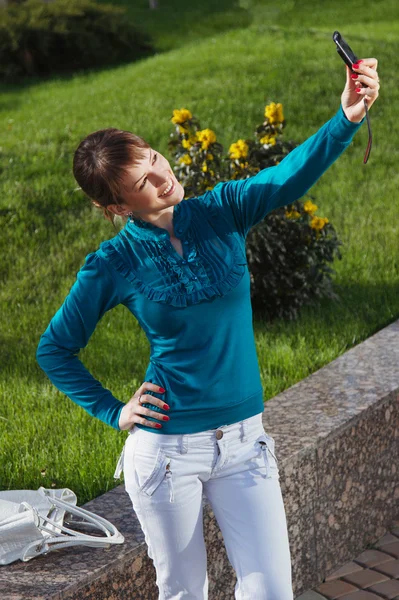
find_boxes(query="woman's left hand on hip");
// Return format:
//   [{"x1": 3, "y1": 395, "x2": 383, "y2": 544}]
[{"x1": 341, "y1": 57, "x2": 380, "y2": 123}]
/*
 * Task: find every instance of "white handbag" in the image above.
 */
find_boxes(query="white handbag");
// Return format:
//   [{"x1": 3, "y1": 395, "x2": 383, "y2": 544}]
[{"x1": 0, "y1": 486, "x2": 124, "y2": 565}]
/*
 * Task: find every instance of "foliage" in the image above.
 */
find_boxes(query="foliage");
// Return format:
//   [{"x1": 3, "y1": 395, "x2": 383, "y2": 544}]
[
  {"x1": 168, "y1": 104, "x2": 343, "y2": 321},
  {"x1": 0, "y1": 0, "x2": 155, "y2": 81}
]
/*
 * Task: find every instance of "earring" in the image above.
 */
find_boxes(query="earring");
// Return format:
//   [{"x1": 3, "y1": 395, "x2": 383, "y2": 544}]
[{"x1": 127, "y1": 211, "x2": 135, "y2": 220}]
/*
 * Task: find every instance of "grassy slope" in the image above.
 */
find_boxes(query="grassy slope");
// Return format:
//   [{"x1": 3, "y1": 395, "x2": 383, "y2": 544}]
[{"x1": 0, "y1": 0, "x2": 397, "y2": 502}]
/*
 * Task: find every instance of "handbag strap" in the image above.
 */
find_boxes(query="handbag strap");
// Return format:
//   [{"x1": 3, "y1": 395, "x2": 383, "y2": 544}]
[
  {"x1": 363, "y1": 98, "x2": 372, "y2": 164},
  {"x1": 21, "y1": 489, "x2": 124, "y2": 562}
]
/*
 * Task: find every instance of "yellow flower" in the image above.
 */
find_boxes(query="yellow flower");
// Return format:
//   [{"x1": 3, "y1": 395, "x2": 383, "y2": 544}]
[
  {"x1": 202, "y1": 162, "x2": 208, "y2": 172},
  {"x1": 260, "y1": 134, "x2": 277, "y2": 146},
  {"x1": 179, "y1": 125, "x2": 189, "y2": 134},
  {"x1": 210, "y1": 169, "x2": 215, "y2": 176},
  {"x1": 286, "y1": 210, "x2": 301, "y2": 219},
  {"x1": 229, "y1": 139, "x2": 249, "y2": 160},
  {"x1": 304, "y1": 200, "x2": 318, "y2": 214},
  {"x1": 196, "y1": 128, "x2": 217, "y2": 150},
  {"x1": 182, "y1": 133, "x2": 199, "y2": 149},
  {"x1": 206, "y1": 186, "x2": 214, "y2": 191},
  {"x1": 239, "y1": 161, "x2": 249, "y2": 169},
  {"x1": 171, "y1": 108, "x2": 193, "y2": 125},
  {"x1": 206, "y1": 153, "x2": 214, "y2": 160},
  {"x1": 179, "y1": 154, "x2": 192, "y2": 165},
  {"x1": 310, "y1": 216, "x2": 329, "y2": 230},
  {"x1": 264, "y1": 102, "x2": 284, "y2": 124}
]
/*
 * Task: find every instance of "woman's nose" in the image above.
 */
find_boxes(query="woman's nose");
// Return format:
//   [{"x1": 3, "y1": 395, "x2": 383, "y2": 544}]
[{"x1": 151, "y1": 170, "x2": 170, "y2": 185}]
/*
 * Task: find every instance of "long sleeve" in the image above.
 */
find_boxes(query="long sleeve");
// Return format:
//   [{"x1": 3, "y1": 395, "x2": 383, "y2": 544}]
[
  {"x1": 211, "y1": 104, "x2": 366, "y2": 238},
  {"x1": 36, "y1": 251, "x2": 125, "y2": 431}
]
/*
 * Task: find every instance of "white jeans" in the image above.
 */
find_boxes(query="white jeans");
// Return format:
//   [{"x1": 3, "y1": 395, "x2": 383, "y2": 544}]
[{"x1": 121, "y1": 412, "x2": 294, "y2": 600}]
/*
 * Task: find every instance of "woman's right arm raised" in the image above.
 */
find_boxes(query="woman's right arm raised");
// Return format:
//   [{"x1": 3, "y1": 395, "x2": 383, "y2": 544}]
[{"x1": 36, "y1": 252, "x2": 126, "y2": 430}]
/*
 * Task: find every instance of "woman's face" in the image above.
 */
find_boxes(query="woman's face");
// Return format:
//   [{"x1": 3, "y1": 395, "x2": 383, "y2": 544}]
[{"x1": 117, "y1": 148, "x2": 185, "y2": 219}]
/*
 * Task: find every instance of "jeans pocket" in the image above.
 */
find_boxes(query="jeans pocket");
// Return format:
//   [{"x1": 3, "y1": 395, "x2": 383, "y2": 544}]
[
  {"x1": 256, "y1": 432, "x2": 279, "y2": 479},
  {"x1": 135, "y1": 445, "x2": 174, "y2": 500}
]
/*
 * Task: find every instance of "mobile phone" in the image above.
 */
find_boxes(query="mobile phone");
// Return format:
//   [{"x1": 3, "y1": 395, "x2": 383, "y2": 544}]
[
  {"x1": 332, "y1": 31, "x2": 359, "y2": 71},
  {"x1": 332, "y1": 31, "x2": 372, "y2": 164}
]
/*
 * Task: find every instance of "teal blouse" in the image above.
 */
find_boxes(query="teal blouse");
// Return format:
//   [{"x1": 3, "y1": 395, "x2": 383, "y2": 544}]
[{"x1": 36, "y1": 105, "x2": 365, "y2": 434}]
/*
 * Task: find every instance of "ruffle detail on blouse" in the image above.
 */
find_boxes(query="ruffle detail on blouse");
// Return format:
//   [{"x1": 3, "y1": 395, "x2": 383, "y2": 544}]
[{"x1": 97, "y1": 194, "x2": 248, "y2": 308}]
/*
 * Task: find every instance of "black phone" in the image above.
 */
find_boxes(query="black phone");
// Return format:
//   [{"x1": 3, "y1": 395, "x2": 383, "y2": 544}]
[
  {"x1": 332, "y1": 30, "x2": 372, "y2": 164},
  {"x1": 332, "y1": 31, "x2": 359, "y2": 72}
]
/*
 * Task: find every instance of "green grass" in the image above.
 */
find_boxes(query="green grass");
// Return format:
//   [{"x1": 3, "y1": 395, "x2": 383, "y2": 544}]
[{"x1": 0, "y1": 0, "x2": 398, "y2": 504}]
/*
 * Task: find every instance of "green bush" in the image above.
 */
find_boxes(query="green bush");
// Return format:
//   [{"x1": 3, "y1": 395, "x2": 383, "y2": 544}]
[
  {"x1": 0, "y1": 0, "x2": 155, "y2": 81},
  {"x1": 168, "y1": 105, "x2": 343, "y2": 322},
  {"x1": 245, "y1": 199, "x2": 343, "y2": 321}
]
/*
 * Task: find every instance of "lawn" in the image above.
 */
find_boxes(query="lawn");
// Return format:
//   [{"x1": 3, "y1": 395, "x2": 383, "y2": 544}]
[{"x1": 0, "y1": 0, "x2": 397, "y2": 504}]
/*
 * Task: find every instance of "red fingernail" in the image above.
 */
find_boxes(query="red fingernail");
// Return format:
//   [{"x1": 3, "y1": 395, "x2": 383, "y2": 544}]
[
  {"x1": 353, "y1": 63, "x2": 360, "y2": 69},
  {"x1": 155, "y1": 423, "x2": 162, "y2": 428},
  {"x1": 163, "y1": 416, "x2": 170, "y2": 421},
  {"x1": 357, "y1": 60, "x2": 364, "y2": 64},
  {"x1": 159, "y1": 387, "x2": 165, "y2": 393},
  {"x1": 355, "y1": 87, "x2": 362, "y2": 93},
  {"x1": 163, "y1": 403, "x2": 170, "y2": 410},
  {"x1": 351, "y1": 73, "x2": 358, "y2": 79}
]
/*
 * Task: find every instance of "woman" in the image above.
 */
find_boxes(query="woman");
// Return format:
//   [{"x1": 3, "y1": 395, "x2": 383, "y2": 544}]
[{"x1": 36, "y1": 59, "x2": 379, "y2": 599}]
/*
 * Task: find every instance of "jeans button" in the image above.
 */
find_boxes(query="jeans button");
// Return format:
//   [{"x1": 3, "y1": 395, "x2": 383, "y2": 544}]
[{"x1": 215, "y1": 430, "x2": 223, "y2": 440}]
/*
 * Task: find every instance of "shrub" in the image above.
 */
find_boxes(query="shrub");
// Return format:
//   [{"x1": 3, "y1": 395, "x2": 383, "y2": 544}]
[
  {"x1": 0, "y1": 0, "x2": 155, "y2": 81},
  {"x1": 168, "y1": 105, "x2": 343, "y2": 321}
]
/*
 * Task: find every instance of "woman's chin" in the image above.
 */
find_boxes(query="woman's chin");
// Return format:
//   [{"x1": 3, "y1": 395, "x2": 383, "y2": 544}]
[
  {"x1": 177, "y1": 184, "x2": 185, "y2": 201},
  {"x1": 171, "y1": 185, "x2": 184, "y2": 204}
]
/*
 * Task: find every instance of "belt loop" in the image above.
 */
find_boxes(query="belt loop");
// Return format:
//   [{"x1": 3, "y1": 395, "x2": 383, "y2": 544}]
[
  {"x1": 180, "y1": 434, "x2": 188, "y2": 454},
  {"x1": 241, "y1": 419, "x2": 247, "y2": 443}
]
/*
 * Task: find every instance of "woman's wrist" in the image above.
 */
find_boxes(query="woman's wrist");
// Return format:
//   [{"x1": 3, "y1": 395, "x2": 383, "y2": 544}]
[{"x1": 341, "y1": 104, "x2": 364, "y2": 124}]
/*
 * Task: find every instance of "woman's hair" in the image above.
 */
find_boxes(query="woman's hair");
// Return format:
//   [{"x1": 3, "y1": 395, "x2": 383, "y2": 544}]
[{"x1": 72, "y1": 128, "x2": 150, "y2": 230}]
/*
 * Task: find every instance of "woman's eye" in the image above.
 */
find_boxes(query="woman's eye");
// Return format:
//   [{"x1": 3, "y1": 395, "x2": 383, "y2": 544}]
[{"x1": 139, "y1": 153, "x2": 157, "y2": 190}]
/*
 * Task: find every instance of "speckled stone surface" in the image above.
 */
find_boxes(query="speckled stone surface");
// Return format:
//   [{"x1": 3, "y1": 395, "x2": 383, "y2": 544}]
[
  {"x1": 265, "y1": 320, "x2": 399, "y2": 595},
  {"x1": 296, "y1": 519, "x2": 399, "y2": 599},
  {"x1": 1, "y1": 320, "x2": 398, "y2": 599}
]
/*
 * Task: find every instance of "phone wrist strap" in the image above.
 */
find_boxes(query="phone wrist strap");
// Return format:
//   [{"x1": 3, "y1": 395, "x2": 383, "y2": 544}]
[{"x1": 363, "y1": 98, "x2": 372, "y2": 164}]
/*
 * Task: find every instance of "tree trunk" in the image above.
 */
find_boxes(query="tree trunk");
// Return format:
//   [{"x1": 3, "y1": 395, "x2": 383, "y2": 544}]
[{"x1": 18, "y1": 47, "x2": 36, "y2": 75}]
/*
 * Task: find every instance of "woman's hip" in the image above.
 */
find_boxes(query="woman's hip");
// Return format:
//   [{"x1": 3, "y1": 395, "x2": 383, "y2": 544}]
[{"x1": 122, "y1": 412, "x2": 280, "y2": 503}]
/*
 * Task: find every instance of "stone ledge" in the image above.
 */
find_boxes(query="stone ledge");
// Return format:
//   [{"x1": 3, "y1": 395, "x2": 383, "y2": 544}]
[{"x1": 1, "y1": 320, "x2": 398, "y2": 599}]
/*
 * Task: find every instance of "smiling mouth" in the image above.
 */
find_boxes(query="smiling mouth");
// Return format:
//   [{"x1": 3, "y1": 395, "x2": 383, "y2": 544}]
[{"x1": 159, "y1": 176, "x2": 176, "y2": 198}]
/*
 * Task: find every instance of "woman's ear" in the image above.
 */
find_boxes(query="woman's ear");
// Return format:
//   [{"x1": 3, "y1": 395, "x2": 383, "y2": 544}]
[{"x1": 105, "y1": 203, "x2": 127, "y2": 217}]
